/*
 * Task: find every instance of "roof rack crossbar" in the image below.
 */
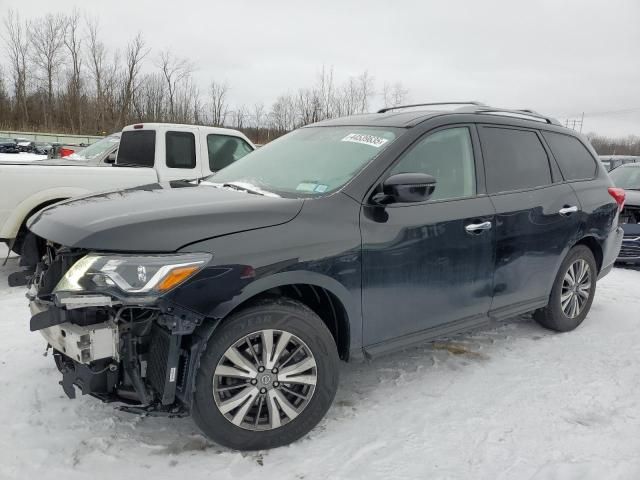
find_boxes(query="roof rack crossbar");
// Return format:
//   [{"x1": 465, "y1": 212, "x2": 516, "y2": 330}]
[{"x1": 377, "y1": 101, "x2": 486, "y2": 114}]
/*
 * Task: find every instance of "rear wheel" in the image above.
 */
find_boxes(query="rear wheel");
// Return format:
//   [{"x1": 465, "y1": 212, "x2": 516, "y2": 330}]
[
  {"x1": 534, "y1": 245, "x2": 597, "y2": 332},
  {"x1": 192, "y1": 299, "x2": 339, "y2": 450}
]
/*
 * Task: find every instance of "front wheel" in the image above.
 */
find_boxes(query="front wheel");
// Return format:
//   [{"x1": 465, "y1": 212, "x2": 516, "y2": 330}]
[
  {"x1": 192, "y1": 298, "x2": 339, "y2": 450},
  {"x1": 534, "y1": 245, "x2": 597, "y2": 332}
]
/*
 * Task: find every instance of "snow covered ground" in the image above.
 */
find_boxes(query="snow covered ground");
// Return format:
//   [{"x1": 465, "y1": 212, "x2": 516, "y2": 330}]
[
  {"x1": 1, "y1": 242, "x2": 640, "y2": 480},
  {"x1": 0, "y1": 152, "x2": 47, "y2": 162}
]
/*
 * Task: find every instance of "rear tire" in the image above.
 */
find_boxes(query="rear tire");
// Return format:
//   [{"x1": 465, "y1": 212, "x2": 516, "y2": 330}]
[
  {"x1": 192, "y1": 298, "x2": 339, "y2": 450},
  {"x1": 534, "y1": 245, "x2": 597, "y2": 332}
]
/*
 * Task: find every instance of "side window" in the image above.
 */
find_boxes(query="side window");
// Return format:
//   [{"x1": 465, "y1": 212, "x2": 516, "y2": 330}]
[
  {"x1": 207, "y1": 134, "x2": 253, "y2": 171},
  {"x1": 480, "y1": 127, "x2": 552, "y2": 193},
  {"x1": 543, "y1": 132, "x2": 597, "y2": 181},
  {"x1": 166, "y1": 131, "x2": 196, "y2": 169},
  {"x1": 390, "y1": 127, "x2": 476, "y2": 201},
  {"x1": 118, "y1": 130, "x2": 155, "y2": 167}
]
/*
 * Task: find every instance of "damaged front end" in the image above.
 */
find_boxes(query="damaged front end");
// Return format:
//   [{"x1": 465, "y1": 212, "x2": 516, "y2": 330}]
[{"x1": 28, "y1": 244, "x2": 212, "y2": 416}]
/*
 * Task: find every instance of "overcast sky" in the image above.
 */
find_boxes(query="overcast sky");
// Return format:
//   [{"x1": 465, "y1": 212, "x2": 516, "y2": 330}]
[{"x1": 2, "y1": 0, "x2": 639, "y2": 136}]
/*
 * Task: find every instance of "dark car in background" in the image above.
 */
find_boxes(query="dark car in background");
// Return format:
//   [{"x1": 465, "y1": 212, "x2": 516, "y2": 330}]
[
  {"x1": 609, "y1": 164, "x2": 640, "y2": 263},
  {"x1": 0, "y1": 137, "x2": 19, "y2": 154},
  {"x1": 26, "y1": 102, "x2": 624, "y2": 451}
]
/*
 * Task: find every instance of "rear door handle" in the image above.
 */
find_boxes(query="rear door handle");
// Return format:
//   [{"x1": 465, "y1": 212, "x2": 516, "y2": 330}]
[
  {"x1": 559, "y1": 205, "x2": 579, "y2": 216},
  {"x1": 465, "y1": 221, "x2": 492, "y2": 233}
]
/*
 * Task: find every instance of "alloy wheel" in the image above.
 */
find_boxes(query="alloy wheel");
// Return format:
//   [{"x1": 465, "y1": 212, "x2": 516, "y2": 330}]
[
  {"x1": 213, "y1": 329, "x2": 317, "y2": 431},
  {"x1": 561, "y1": 259, "x2": 592, "y2": 319}
]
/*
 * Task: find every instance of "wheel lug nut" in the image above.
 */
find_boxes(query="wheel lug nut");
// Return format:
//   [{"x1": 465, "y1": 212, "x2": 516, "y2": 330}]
[
  {"x1": 272, "y1": 368, "x2": 278, "y2": 374},
  {"x1": 250, "y1": 379, "x2": 257, "y2": 385},
  {"x1": 258, "y1": 366, "x2": 265, "y2": 372},
  {"x1": 260, "y1": 387, "x2": 267, "y2": 394},
  {"x1": 273, "y1": 381, "x2": 279, "y2": 387}
]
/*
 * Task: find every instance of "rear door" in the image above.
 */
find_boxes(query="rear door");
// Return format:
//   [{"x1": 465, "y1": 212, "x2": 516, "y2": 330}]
[{"x1": 479, "y1": 125, "x2": 582, "y2": 316}]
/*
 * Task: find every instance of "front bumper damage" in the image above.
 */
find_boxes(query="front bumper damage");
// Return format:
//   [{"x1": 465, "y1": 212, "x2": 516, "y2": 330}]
[{"x1": 28, "y1": 258, "x2": 209, "y2": 416}]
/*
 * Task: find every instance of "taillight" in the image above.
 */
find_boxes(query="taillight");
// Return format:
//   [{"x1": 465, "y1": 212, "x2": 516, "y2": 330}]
[
  {"x1": 608, "y1": 187, "x2": 625, "y2": 210},
  {"x1": 59, "y1": 147, "x2": 74, "y2": 157}
]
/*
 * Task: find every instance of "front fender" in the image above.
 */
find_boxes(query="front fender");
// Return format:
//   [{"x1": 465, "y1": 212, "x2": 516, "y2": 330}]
[{"x1": 208, "y1": 269, "x2": 359, "y2": 324}]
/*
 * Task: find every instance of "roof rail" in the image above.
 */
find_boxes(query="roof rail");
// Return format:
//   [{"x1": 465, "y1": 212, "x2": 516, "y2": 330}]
[
  {"x1": 377, "y1": 101, "x2": 486, "y2": 114},
  {"x1": 460, "y1": 106, "x2": 561, "y2": 125}
]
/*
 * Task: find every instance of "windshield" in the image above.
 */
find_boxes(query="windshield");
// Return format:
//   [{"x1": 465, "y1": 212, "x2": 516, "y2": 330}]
[
  {"x1": 67, "y1": 135, "x2": 120, "y2": 161},
  {"x1": 610, "y1": 166, "x2": 640, "y2": 189},
  {"x1": 207, "y1": 126, "x2": 401, "y2": 197}
]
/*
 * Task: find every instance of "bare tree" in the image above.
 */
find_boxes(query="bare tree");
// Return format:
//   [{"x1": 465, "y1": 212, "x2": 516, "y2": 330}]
[
  {"x1": 252, "y1": 102, "x2": 265, "y2": 142},
  {"x1": 317, "y1": 65, "x2": 335, "y2": 120},
  {"x1": 357, "y1": 71, "x2": 374, "y2": 113},
  {"x1": 270, "y1": 94, "x2": 296, "y2": 132},
  {"x1": 30, "y1": 13, "x2": 66, "y2": 128},
  {"x1": 117, "y1": 32, "x2": 148, "y2": 128},
  {"x1": 2, "y1": 10, "x2": 30, "y2": 125},
  {"x1": 209, "y1": 80, "x2": 229, "y2": 126},
  {"x1": 86, "y1": 15, "x2": 106, "y2": 131},
  {"x1": 382, "y1": 81, "x2": 408, "y2": 108},
  {"x1": 231, "y1": 105, "x2": 248, "y2": 129},
  {"x1": 64, "y1": 9, "x2": 83, "y2": 131},
  {"x1": 157, "y1": 50, "x2": 192, "y2": 120}
]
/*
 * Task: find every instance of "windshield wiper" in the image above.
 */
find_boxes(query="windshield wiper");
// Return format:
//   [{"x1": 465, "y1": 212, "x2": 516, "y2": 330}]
[{"x1": 223, "y1": 182, "x2": 266, "y2": 196}]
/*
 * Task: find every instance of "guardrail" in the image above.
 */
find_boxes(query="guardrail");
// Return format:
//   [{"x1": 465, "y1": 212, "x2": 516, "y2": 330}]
[{"x1": 0, "y1": 130, "x2": 104, "y2": 146}]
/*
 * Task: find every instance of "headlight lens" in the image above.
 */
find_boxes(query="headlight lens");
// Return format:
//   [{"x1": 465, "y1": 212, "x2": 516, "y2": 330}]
[{"x1": 54, "y1": 253, "x2": 212, "y2": 296}]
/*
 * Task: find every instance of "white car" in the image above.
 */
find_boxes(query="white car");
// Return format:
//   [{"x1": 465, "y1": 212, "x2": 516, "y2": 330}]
[{"x1": 0, "y1": 123, "x2": 255, "y2": 274}]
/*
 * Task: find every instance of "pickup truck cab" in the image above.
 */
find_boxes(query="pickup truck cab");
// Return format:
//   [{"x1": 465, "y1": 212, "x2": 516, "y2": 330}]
[{"x1": 0, "y1": 123, "x2": 254, "y2": 269}]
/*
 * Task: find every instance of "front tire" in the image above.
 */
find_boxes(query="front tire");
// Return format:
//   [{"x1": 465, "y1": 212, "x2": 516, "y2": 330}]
[
  {"x1": 192, "y1": 298, "x2": 339, "y2": 450},
  {"x1": 534, "y1": 245, "x2": 597, "y2": 332}
]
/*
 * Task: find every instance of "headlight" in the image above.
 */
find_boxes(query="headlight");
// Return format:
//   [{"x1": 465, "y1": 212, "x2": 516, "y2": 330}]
[{"x1": 54, "y1": 253, "x2": 212, "y2": 296}]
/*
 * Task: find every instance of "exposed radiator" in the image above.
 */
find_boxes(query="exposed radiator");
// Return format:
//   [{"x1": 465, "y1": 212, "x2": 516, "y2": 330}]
[{"x1": 147, "y1": 324, "x2": 181, "y2": 405}]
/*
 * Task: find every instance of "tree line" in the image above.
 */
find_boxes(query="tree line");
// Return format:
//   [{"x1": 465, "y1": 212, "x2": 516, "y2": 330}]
[
  {"x1": 0, "y1": 9, "x2": 409, "y2": 143},
  {"x1": 587, "y1": 134, "x2": 640, "y2": 156}
]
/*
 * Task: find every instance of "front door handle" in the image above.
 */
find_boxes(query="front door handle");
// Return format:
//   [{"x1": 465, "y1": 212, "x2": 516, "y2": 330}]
[
  {"x1": 465, "y1": 221, "x2": 492, "y2": 233},
  {"x1": 559, "y1": 205, "x2": 579, "y2": 216}
]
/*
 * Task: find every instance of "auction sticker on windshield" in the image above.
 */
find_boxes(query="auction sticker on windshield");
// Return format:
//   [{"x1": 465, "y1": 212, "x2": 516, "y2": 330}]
[{"x1": 341, "y1": 133, "x2": 389, "y2": 148}]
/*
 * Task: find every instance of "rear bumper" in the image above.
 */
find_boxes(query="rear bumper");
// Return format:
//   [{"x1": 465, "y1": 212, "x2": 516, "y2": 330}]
[{"x1": 600, "y1": 226, "x2": 624, "y2": 279}]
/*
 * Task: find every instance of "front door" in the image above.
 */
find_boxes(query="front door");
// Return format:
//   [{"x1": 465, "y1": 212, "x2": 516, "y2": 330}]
[{"x1": 361, "y1": 126, "x2": 496, "y2": 348}]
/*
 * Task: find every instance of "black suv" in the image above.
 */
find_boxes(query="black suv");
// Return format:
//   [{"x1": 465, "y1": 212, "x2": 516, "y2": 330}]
[{"x1": 26, "y1": 102, "x2": 624, "y2": 450}]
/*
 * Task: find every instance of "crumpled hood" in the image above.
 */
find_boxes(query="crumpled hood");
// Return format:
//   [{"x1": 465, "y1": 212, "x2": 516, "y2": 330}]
[{"x1": 27, "y1": 182, "x2": 303, "y2": 252}]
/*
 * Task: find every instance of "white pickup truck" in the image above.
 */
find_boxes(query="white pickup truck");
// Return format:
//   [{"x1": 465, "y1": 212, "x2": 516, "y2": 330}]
[{"x1": 0, "y1": 123, "x2": 255, "y2": 270}]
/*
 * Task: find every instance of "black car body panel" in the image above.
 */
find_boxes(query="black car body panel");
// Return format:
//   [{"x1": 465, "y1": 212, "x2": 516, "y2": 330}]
[
  {"x1": 26, "y1": 106, "x2": 623, "y2": 418},
  {"x1": 28, "y1": 183, "x2": 304, "y2": 252}
]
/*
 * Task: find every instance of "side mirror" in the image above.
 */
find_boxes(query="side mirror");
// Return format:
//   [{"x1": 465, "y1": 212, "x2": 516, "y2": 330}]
[
  {"x1": 372, "y1": 172, "x2": 437, "y2": 205},
  {"x1": 104, "y1": 152, "x2": 117, "y2": 164}
]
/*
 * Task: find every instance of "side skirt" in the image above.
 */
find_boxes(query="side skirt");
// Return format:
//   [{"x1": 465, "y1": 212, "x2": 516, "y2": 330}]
[
  {"x1": 363, "y1": 314, "x2": 491, "y2": 359},
  {"x1": 361, "y1": 296, "x2": 549, "y2": 359}
]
